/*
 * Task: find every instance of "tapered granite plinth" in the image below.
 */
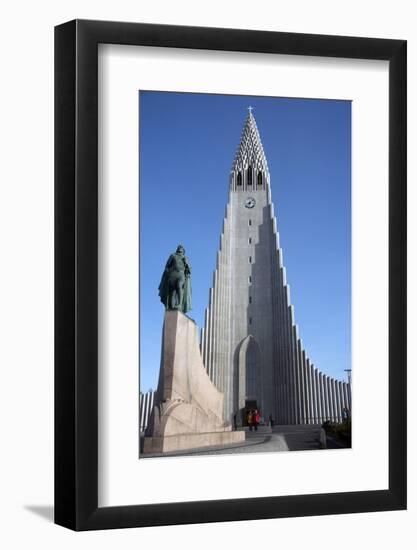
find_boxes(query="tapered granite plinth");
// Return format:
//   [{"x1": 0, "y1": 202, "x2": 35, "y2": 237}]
[{"x1": 143, "y1": 310, "x2": 244, "y2": 454}]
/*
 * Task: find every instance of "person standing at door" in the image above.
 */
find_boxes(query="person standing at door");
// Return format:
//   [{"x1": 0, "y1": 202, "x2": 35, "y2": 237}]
[
  {"x1": 254, "y1": 409, "x2": 260, "y2": 431},
  {"x1": 247, "y1": 410, "x2": 253, "y2": 431}
]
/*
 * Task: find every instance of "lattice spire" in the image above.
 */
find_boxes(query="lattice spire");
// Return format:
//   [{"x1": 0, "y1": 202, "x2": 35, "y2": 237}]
[{"x1": 231, "y1": 108, "x2": 270, "y2": 178}]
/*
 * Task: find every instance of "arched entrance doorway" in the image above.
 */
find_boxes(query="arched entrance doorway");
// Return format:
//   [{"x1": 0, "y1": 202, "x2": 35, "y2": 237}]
[{"x1": 237, "y1": 335, "x2": 262, "y2": 425}]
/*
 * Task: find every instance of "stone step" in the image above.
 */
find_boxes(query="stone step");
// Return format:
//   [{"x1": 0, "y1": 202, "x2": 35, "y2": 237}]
[
  {"x1": 271, "y1": 424, "x2": 326, "y2": 450},
  {"x1": 272, "y1": 424, "x2": 322, "y2": 432},
  {"x1": 242, "y1": 425, "x2": 272, "y2": 433}
]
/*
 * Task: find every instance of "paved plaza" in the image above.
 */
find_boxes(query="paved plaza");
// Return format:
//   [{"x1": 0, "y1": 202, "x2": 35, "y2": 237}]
[{"x1": 141, "y1": 424, "x2": 344, "y2": 459}]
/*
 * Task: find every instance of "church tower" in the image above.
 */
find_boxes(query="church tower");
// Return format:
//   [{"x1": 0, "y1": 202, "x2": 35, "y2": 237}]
[{"x1": 200, "y1": 109, "x2": 351, "y2": 426}]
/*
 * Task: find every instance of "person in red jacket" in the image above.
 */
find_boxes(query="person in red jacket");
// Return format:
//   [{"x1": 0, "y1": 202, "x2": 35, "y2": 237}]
[{"x1": 253, "y1": 409, "x2": 261, "y2": 431}]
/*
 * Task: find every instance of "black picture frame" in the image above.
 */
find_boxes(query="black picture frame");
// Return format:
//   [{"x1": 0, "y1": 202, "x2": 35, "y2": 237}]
[{"x1": 55, "y1": 19, "x2": 407, "y2": 531}]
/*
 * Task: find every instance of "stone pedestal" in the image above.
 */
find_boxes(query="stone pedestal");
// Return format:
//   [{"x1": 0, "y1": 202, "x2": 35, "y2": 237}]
[{"x1": 144, "y1": 311, "x2": 244, "y2": 453}]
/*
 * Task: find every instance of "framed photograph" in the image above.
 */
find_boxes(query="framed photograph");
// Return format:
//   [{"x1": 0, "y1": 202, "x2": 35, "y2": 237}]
[
  {"x1": 55, "y1": 20, "x2": 406, "y2": 530},
  {"x1": 138, "y1": 91, "x2": 353, "y2": 458}
]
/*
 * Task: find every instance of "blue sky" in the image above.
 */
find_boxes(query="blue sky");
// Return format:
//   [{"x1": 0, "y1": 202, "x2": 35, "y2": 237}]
[{"x1": 139, "y1": 91, "x2": 351, "y2": 392}]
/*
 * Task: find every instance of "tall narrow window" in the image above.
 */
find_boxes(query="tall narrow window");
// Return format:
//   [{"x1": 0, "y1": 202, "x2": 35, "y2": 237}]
[
  {"x1": 249, "y1": 296, "x2": 252, "y2": 304},
  {"x1": 248, "y1": 276, "x2": 252, "y2": 283},
  {"x1": 248, "y1": 219, "x2": 252, "y2": 226},
  {"x1": 248, "y1": 256, "x2": 252, "y2": 263},
  {"x1": 237, "y1": 172, "x2": 242, "y2": 186},
  {"x1": 257, "y1": 172, "x2": 263, "y2": 187},
  {"x1": 247, "y1": 166, "x2": 253, "y2": 186},
  {"x1": 249, "y1": 317, "x2": 252, "y2": 325},
  {"x1": 248, "y1": 237, "x2": 252, "y2": 244}
]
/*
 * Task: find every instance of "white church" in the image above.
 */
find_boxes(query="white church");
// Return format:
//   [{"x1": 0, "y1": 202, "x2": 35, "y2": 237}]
[{"x1": 199, "y1": 108, "x2": 351, "y2": 427}]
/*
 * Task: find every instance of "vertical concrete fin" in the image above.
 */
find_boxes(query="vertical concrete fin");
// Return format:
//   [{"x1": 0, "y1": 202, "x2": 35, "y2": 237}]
[{"x1": 290, "y1": 304, "x2": 295, "y2": 325}]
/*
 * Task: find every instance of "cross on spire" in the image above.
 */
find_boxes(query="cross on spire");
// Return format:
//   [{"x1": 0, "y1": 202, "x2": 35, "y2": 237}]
[{"x1": 248, "y1": 105, "x2": 254, "y2": 114}]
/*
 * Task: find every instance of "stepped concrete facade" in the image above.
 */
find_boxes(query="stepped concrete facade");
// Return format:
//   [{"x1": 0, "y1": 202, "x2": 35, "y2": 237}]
[{"x1": 200, "y1": 109, "x2": 351, "y2": 426}]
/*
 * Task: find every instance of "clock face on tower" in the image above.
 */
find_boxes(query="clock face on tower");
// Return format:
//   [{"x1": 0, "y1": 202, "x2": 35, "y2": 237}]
[{"x1": 245, "y1": 197, "x2": 256, "y2": 209}]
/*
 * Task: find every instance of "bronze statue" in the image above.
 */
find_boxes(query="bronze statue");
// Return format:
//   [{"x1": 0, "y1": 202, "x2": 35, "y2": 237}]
[{"x1": 158, "y1": 245, "x2": 192, "y2": 313}]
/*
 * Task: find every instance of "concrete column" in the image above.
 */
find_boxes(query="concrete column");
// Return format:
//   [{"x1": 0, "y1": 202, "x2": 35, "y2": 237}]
[
  {"x1": 310, "y1": 363, "x2": 317, "y2": 423},
  {"x1": 318, "y1": 372, "x2": 325, "y2": 423},
  {"x1": 298, "y1": 341, "x2": 306, "y2": 423},
  {"x1": 319, "y1": 371, "x2": 326, "y2": 424},
  {"x1": 338, "y1": 381, "x2": 344, "y2": 415},
  {"x1": 207, "y1": 289, "x2": 214, "y2": 381},
  {"x1": 326, "y1": 376, "x2": 333, "y2": 422},
  {"x1": 342, "y1": 382, "x2": 347, "y2": 418},
  {"x1": 218, "y1": 258, "x2": 225, "y2": 397},
  {"x1": 225, "y1": 214, "x2": 231, "y2": 402},
  {"x1": 148, "y1": 391, "x2": 154, "y2": 428},
  {"x1": 276, "y1": 278, "x2": 282, "y2": 425},
  {"x1": 216, "y1": 254, "x2": 222, "y2": 394},
  {"x1": 296, "y1": 330, "x2": 303, "y2": 425},
  {"x1": 307, "y1": 363, "x2": 314, "y2": 423},
  {"x1": 281, "y1": 269, "x2": 289, "y2": 421},
  {"x1": 204, "y1": 307, "x2": 210, "y2": 376},
  {"x1": 331, "y1": 378, "x2": 338, "y2": 422},
  {"x1": 217, "y1": 261, "x2": 224, "y2": 398},
  {"x1": 277, "y1": 270, "x2": 285, "y2": 424},
  {"x1": 327, "y1": 376, "x2": 334, "y2": 422},
  {"x1": 286, "y1": 304, "x2": 293, "y2": 425},
  {"x1": 292, "y1": 325, "x2": 302, "y2": 424},
  {"x1": 302, "y1": 350, "x2": 310, "y2": 423},
  {"x1": 311, "y1": 366, "x2": 317, "y2": 423},
  {"x1": 139, "y1": 393, "x2": 144, "y2": 430},
  {"x1": 334, "y1": 379, "x2": 341, "y2": 422},
  {"x1": 202, "y1": 309, "x2": 209, "y2": 370},
  {"x1": 272, "y1": 264, "x2": 281, "y2": 423},
  {"x1": 336, "y1": 379, "x2": 342, "y2": 422},
  {"x1": 330, "y1": 378, "x2": 337, "y2": 422},
  {"x1": 298, "y1": 344, "x2": 305, "y2": 424},
  {"x1": 208, "y1": 287, "x2": 214, "y2": 382},
  {"x1": 306, "y1": 357, "x2": 313, "y2": 424},
  {"x1": 275, "y1": 276, "x2": 282, "y2": 424},
  {"x1": 347, "y1": 383, "x2": 353, "y2": 414},
  {"x1": 288, "y1": 306, "x2": 297, "y2": 424},
  {"x1": 308, "y1": 360, "x2": 315, "y2": 423},
  {"x1": 221, "y1": 234, "x2": 231, "y2": 418},
  {"x1": 285, "y1": 290, "x2": 293, "y2": 424},
  {"x1": 212, "y1": 270, "x2": 220, "y2": 389},
  {"x1": 333, "y1": 378, "x2": 339, "y2": 422},
  {"x1": 339, "y1": 381, "x2": 344, "y2": 422},
  {"x1": 328, "y1": 377, "x2": 334, "y2": 422},
  {"x1": 313, "y1": 368, "x2": 320, "y2": 423},
  {"x1": 342, "y1": 382, "x2": 350, "y2": 416},
  {"x1": 321, "y1": 376, "x2": 326, "y2": 421},
  {"x1": 282, "y1": 288, "x2": 291, "y2": 424},
  {"x1": 337, "y1": 381, "x2": 344, "y2": 422},
  {"x1": 328, "y1": 378, "x2": 334, "y2": 422},
  {"x1": 339, "y1": 381, "x2": 345, "y2": 411},
  {"x1": 281, "y1": 270, "x2": 288, "y2": 424},
  {"x1": 336, "y1": 380, "x2": 343, "y2": 422}
]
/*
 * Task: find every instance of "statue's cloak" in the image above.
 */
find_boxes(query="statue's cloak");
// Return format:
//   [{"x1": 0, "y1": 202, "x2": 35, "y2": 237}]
[
  {"x1": 158, "y1": 254, "x2": 192, "y2": 313},
  {"x1": 182, "y1": 274, "x2": 192, "y2": 313},
  {"x1": 158, "y1": 260, "x2": 171, "y2": 308}
]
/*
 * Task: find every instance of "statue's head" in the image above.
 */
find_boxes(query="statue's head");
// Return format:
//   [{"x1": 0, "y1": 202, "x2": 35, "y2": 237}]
[{"x1": 176, "y1": 244, "x2": 185, "y2": 255}]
